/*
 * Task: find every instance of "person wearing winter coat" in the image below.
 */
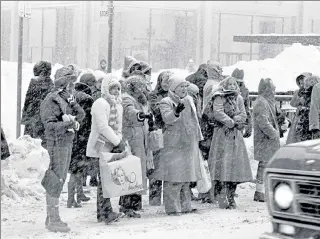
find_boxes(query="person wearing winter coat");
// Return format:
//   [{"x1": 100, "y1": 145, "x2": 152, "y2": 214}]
[
  {"x1": 40, "y1": 67, "x2": 85, "y2": 233},
  {"x1": 86, "y1": 74, "x2": 126, "y2": 224},
  {"x1": 253, "y1": 78, "x2": 280, "y2": 203},
  {"x1": 207, "y1": 76, "x2": 253, "y2": 209},
  {"x1": 91, "y1": 70, "x2": 106, "y2": 102},
  {"x1": 67, "y1": 82, "x2": 94, "y2": 208},
  {"x1": 232, "y1": 68, "x2": 252, "y2": 138},
  {"x1": 119, "y1": 75, "x2": 153, "y2": 218},
  {"x1": 154, "y1": 75, "x2": 203, "y2": 216},
  {"x1": 185, "y1": 59, "x2": 197, "y2": 73},
  {"x1": 148, "y1": 70, "x2": 172, "y2": 206},
  {"x1": 295, "y1": 76, "x2": 320, "y2": 142},
  {"x1": 186, "y1": 63, "x2": 208, "y2": 105},
  {"x1": 21, "y1": 61, "x2": 54, "y2": 148},
  {"x1": 310, "y1": 82, "x2": 320, "y2": 139},
  {"x1": 1, "y1": 127, "x2": 10, "y2": 160},
  {"x1": 67, "y1": 64, "x2": 81, "y2": 78},
  {"x1": 286, "y1": 72, "x2": 312, "y2": 144}
]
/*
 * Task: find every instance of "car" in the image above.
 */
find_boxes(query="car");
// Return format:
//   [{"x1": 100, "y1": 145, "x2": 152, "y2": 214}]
[{"x1": 260, "y1": 139, "x2": 320, "y2": 239}]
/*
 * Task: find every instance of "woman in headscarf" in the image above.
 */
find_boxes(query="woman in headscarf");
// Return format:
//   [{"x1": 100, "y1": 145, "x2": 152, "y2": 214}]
[
  {"x1": 40, "y1": 67, "x2": 85, "y2": 233},
  {"x1": 148, "y1": 70, "x2": 172, "y2": 206},
  {"x1": 295, "y1": 76, "x2": 320, "y2": 142},
  {"x1": 119, "y1": 56, "x2": 142, "y2": 92},
  {"x1": 67, "y1": 80, "x2": 94, "y2": 208},
  {"x1": 286, "y1": 72, "x2": 312, "y2": 144},
  {"x1": 207, "y1": 76, "x2": 253, "y2": 209},
  {"x1": 119, "y1": 75, "x2": 153, "y2": 218},
  {"x1": 86, "y1": 74, "x2": 126, "y2": 224},
  {"x1": 21, "y1": 61, "x2": 54, "y2": 148},
  {"x1": 154, "y1": 74, "x2": 203, "y2": 216},
  {"x1": 140, "y1": 61, "x2": 153, "y2": 93}
]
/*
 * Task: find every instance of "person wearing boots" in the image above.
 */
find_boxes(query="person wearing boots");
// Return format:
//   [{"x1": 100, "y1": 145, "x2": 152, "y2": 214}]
[
  {"x1": 67, "y1": 81, "x2": 94, "y2": 208},
  {"x1": 154, "y1": 75, "x2": 203, "y2": 216},
  {"x1": 86, "y1": 74, "x2": 126, "y2": 224},
  {"x1": 207, "y1": 76, "x2": 253, "y2": 209},
  {"x1": 119, "y1": 75, "x2": 151, "y2": 218},
  {"x1": 21, "y1": 61, "x2": 54, "y2": 149},
  {"x1": 40, "y1": 67, "x2": 85, "y2": 232},
  {"x1": 253, "y1": 78, "x2": 281, "y2": 202},
  {"x1": 148, "y1": 71, "x2": 172, "y2": 206}
]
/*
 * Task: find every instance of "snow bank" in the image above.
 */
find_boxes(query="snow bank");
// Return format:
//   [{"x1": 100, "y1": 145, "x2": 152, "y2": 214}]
[
  {"x1": 1, "y1": 135, "x2": 49, "y2": 203},
  {"x1": 223, "y1": 43, "x2": 320, "y2": 92}
]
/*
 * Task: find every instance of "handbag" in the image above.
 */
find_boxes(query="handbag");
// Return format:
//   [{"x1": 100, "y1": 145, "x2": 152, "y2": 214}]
[
  {"x1": 197, "y1": 151, "x2": 212, "y2": 193},
  {"x1": 41, "y1": 168, "x2": 64, "y2": 198},
  {"x1": 148, "y1": 129, "x2": 164, "y2": 151}
]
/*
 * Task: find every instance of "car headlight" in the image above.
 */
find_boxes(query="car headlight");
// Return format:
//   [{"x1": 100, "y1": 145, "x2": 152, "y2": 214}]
[{"x1": 274, "y1": 183, "x2": 293, "y2": 210}]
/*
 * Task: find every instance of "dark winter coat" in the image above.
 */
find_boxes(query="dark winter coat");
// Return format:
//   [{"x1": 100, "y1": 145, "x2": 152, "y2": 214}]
[
  {"x1": 186, "y1": 64, "x2": 208, "y2": 100},
  {"x1": 1, "y1": 127, "x2": 10, "y2": 160},
  {"x1": 21, "y1": 76, "x2": 54, "y2": 147},
  {"x1": 310, "y1": 83, "x2": 320, "y2": 134},
  {"x1": 70, "y1": 85, "x2": 94, "y2": 174},
  {"x1": 253, "y1": 79, "x2": 280, "y2": 163}
]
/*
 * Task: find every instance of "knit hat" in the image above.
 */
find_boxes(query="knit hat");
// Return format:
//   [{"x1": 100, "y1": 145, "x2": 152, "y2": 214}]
[
  {"x1": 169, "y1": 74, "x2": 190, "y2": 92},
  {"x1": 33, "y1": 61, "x2": 52, "y2": 77},
  {"x1": 187, "y1": 83, "x2": 199, "y2": 96},
  {"x1": 122, "y1": 56, "x2": 141, "y2": 78},
  {"x1": 54, "y1": 67, "x2": 76, "y2": 90},
  {"x1": 231, "y1": 68, "x2": 244, "y2": 82},
  {"x1": 101, "y1": 74, "x2": 121, "y2": 96},
  {"x1": 258, "y1": 78, "x2": 275, "y2": 98},
  {"x1": 140, "y1": 61, "x2": 152, "y2": 75}
]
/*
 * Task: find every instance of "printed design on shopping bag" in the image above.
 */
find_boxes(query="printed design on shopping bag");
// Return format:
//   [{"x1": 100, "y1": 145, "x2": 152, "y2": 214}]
[{"x1": 111, "y1": 166, "x2": 143, "y2": 192}]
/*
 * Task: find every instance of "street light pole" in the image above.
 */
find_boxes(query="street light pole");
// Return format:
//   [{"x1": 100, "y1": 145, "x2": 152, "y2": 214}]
[
  {"x1": 16, "y1": 15, "x2": 23, "y2": 139},
  {"x1": 107, "y1": 1, "x2": 114, "y2": 73}
]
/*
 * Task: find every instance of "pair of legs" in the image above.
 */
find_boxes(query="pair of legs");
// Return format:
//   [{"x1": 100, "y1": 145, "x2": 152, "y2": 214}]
[
  {"x1": 163, "y1": 181, "x2": 196, "y2": 215},
  {"x1": 211, "y1": 181, "x2": 238, "y2": 209},
  {"x1": 88, "y1": 158, "x2": 99, "y2": 186},
  {"x1": 119, "y1": 194, "x2": 142, "y2": 218},
  {"x1": 149, "y1": 179, "x2": 162, "y2": 206},
  {"x1": 67, "y1": 172, "x2": 90, "y2": 208}
]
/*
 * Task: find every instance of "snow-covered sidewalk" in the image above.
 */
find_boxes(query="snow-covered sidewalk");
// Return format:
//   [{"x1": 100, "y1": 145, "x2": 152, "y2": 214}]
[{"x1": 1, "y1": 184, "x2": 271, "y2": 239}]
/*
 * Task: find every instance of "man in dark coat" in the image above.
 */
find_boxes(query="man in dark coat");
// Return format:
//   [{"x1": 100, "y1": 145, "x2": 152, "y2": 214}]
[
  {"x1": 253, "y1": 78, "x2": 280, "y2": 202},
  {"x1": 186, "y1": 63, "x2": 208, "y2": 106},
  {"x1": 21, "y1": 61, "x2": 54, "y2": 148},
  {"x1": 232, "y1": 68, "x2": 252, "y2": 138},
  {"x1": 67, "y1": 82, "x2": 94, "y2": 208},
  {"x1": 40, "y1": 67, "x2": 85, "y2": 232},
  {"x1": 1, "y1": 127, "x2": 10, "y2": 160}
]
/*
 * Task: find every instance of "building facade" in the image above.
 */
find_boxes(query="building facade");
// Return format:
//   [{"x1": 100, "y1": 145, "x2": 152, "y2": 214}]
[{"x1": 1, "y1": 1, "x2": 320, "y2": 70}]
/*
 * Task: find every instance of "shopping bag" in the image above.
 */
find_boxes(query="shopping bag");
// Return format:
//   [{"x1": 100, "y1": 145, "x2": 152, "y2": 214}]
[
  {"x1": 99, "y1": 153, "x2": 143, "y2": 198},
  {"x1": 197, "y1": 152, "x2": 212, "y2": 193},
  {"x1": 148, "y1": 129, "x2": 164, "y2": 151}
]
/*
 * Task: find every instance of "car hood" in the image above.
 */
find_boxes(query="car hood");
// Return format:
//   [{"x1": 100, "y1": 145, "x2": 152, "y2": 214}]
[{"x1": 267, "y1": 139, "x2": 320, "y2": 173}]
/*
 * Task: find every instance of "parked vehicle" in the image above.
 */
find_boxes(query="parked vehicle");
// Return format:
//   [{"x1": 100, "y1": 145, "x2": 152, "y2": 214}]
[{"x1": 260, "y1": 139, "x2": 320, "y2": 239}]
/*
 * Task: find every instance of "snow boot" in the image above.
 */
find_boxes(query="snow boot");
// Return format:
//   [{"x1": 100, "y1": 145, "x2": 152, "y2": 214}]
[
  {"x1": 46, "y1": 196, "x2": 70, "y2": 233},
  {"x1": 120, "y1": 207, "x2": 141, "y2": 218},
  {"x1": 218, "y1": 185, "x2": 229, "y2": 209},
  {"x1": 254, "y1": 191, "x2": 265, "y2": 202},
  {"x1": 67, "y1": 182, "x2": 82, "y2": 208},
  {"x1": 227, "y1": 183, "x2": 237, "y2": 209},
  {"x1": 104, "y1": 212, "x2": 124, "y2": 224},
  {"x1": 76, "y1": 176, "x2": 90, "y2": 203}
]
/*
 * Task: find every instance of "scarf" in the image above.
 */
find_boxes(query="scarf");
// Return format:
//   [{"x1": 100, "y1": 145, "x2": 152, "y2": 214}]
[{"x1": 105, "y1": 94, "x2": 120, "y2": 133}]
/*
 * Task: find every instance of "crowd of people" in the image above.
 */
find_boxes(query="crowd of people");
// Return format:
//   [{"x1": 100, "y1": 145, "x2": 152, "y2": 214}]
[{"x1": 2, "y1": 55, "x2": 320, "y2": 233}]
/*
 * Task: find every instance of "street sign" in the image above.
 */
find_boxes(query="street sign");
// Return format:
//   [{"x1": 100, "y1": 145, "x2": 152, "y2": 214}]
[
  {"x1": 94, "y1": 1, "x2": 112, "y2": 22},
  {"x1": 18, "y1": 2, "x2": 31, "y2": 19}
]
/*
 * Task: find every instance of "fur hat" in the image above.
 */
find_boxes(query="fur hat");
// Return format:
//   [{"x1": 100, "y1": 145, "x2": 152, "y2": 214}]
[
  {"x1": 80, "y1": 73, "x2": 96, "y2": 87},
  {"x1": 54, "y1": 67, "x2": 76, "y2": 90},
  {"x1": 169, "y1": 74, "x2": 190, "y2": 92},
  {"x1": 33, "y1": 61, "x2": 52, "y2": 77},
  {"x1": 231, "y1": 68, "x2": 244, "y2": 82}
]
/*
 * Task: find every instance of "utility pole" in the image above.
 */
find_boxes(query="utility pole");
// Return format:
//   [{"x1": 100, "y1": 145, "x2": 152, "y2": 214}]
[
  {"x1": 298, "y1": 1, "x2": 304, "y2": 34},
  {"x1": 16, "y1": 15, "x2": 23, "y2": 139},
  {"x1": 107, "y1": 1, "x2": 114, "y2": 73},
  {"x1": 148, "y1": 9, "x2": 152, "y2": 64}
]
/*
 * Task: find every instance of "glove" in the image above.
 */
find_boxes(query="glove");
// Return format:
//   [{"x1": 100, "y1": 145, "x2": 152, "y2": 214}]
[
  {"x1": 234, "y1": 122, "x2": 245, "y2": 131},
  {"x1": 137, "y1": 112, "x2": 147, "y2": 122},
  {"x1": 145, "y1": 112, "x2": 153, "y2": 120},
  {"x1": 68, "y1": 114, "x2": 76, "y2": 122},
  {"x1": 148, "y1": 119, "x2": 156, "y2": 132},
  {"x1": 62, "y1": 114, "x2": 71, "y2": 122},
  {"x1": 174, "y1": 103, "x2": 185, "y2": 115},
  {"x1": 243, "y1": 125, "x2": 252, "y2": 138},
  {"x1": 111, "y1": 140, "x2": 126, "y2": 153}
]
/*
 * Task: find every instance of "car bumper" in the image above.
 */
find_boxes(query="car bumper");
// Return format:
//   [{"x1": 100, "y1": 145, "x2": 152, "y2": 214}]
[{"x1": 259, "y1": 233, "x2": 293, "y2": 239}]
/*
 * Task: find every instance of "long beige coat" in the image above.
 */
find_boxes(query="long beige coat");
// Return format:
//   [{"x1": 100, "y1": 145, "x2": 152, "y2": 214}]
[{"x1": 153, "y1": 95, "x2": 203, "y2": 183}]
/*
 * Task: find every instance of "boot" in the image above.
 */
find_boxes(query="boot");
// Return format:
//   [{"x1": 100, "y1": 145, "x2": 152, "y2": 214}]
[
  {"x1": 89, "y1": 176, "x2": 98, "y2": 187},
  {"x1": 104, "y1": 212, "x2": 124, "y2": 224},
  {"x1": 149, "y1": 180, "x2": 162, "y2": 206},
  {"x1": 46, "y1": 196, "x2": 70, "y2": 233},
  {"x1": 67, "y1": 182, "x2": 82, "y2": 208},
  {"x1": 76, "y1": 175, "x2": 90, "y2": 203},
  {"x1": 120, "y1": 207, "x2": 141, "y2": 218},
  {"x1": 227, "y1": 183, "x2": 237, "y2": 209},
  {"x1": 254, "y1": 191, "x2": 265, "y2": 202},
  {"x1": 218, "y1": 184, "x2": 229, "y2": 209}
]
